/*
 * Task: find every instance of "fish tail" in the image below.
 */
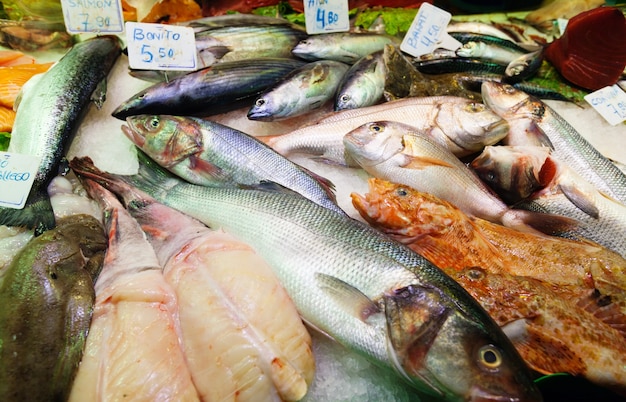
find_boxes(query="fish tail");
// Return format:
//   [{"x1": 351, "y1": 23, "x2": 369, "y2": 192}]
[
  {"x1": 503, "y1": 208, "x2": 578, "y2": 236},
  {"x1": 0, "y1": 190, "x2": 55, "y2": 235}
]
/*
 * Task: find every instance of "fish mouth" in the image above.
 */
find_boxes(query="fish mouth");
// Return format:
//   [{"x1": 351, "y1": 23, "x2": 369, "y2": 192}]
[
  {"x1": 121, "y1": 124, "x2": 145, "y2": 148},
  {"x1": 485, "y1": 119, "x2": 510, "y2": 135},
  {"x1": 469, "y1": 385, "x2": 542, "y2": 402}
]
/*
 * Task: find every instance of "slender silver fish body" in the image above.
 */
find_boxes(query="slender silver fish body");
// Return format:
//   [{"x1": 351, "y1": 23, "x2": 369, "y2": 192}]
[
  {"x1": 292, "y1": 32, "x2": 401, "y2": 63},
  {"x1": 481, "y1": 81, "x2": 626, "y2": 204},
  {"x1": 247, "y1": 60, "x2": 350, "y2": 121},
  {"x1": 0, "y1": 35, "x2": 121, "y2": 234},
  {"x1": 122, "y1": 115, "x2": 343, "y2": 214},
  {"x1": 334, "y1": 50, "x2": 385, "y2": 111},
  {"x1": 456, "y1": 41, "x2": 526, "y2": 65},
  {"x1": 268, "y1": 96, "x2": 508, "y2": 166},
  {"x1": 70, "y1": 155, "x2": 543, "y2": 402}
]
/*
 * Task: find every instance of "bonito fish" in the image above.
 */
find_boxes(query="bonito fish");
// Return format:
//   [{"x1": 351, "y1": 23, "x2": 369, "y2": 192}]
[
  {"x1": 0, "y1": 214, "x2": 107, "y2": 402},
  {"x1": 0, "y1": 35, "x2": 121, "y2": 234},
  {"x1": 122, "y1": 115, "x2": 343, "y2": 214},
  {"x1": 70, "y1": 155, "x2": 543, "y2": 402},
  {"x1": 268, "y1": 96, "x2": 509, "y2": 166},
  {"x1": 69, "y1": 181, "x2": 200, "y2": 402},
  {"x1": 98, "y1": 177, "x2": 315, "y2": 401}
]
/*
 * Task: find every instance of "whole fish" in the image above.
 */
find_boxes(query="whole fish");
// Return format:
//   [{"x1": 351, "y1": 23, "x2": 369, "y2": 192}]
[
  {"x1": 70, "y1": 155, "x2": 543, "y2": 402},
  {"x1": 0, "y1": 35, "x2": 121, "y2": 234},
  {"x1": 481, "y1": 81, "x2": 626, "y2": 204},
  {"x1": 122, "y1": 115, "x2": 343, "y2": 214},
  {"x1": 69, "y1": 181, "x2": 200, "y2": 402},
  {"x1": 334, "y1": 50, "x2": 386, "y2": 111},
  {"x1": 292, "y1": 32, "x2": 400, "y2": 64},
  {"x1": 100, "y1": 178, "x2": 315, "y2": 401},
  {"x1": 247, "y1": 60, "x2": 350, "y2": 121},
  {"x1": 343, "y1": 120, "x2": 573, "y2": 234},
  {"x1": 112, "y1": 58, "x2": 305, "y2": 120},
  {"x1": 268, "y1": 96, "x2": 509, "y2": 166},
  {"x1": 350, "y1": 178, "x2": 626, "y2": 303},
  {"x1": 456, "y1": 41, "x2": 527, "y2": 65},
  {"x1": 0, "y1": 214, "x2": 107, "y2": 402}
]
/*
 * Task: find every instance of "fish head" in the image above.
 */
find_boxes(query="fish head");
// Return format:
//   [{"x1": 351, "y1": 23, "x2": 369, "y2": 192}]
[
  {"x1": 343, "y1": 121, "x2": 408, "y2": 167},
  {"x1": 481, "y1": 82, "x2": 545, "y2": 122},
  {"x1": 437, "y1": 102, "x2": 510, "y2": 150},
  {"x1": 351, "y1": 178, "x2": 457, "y2": 241},
  {"x1": 247, "y1": 94, "x2": 280, "y2": 121},
  {"x1": 384, "y1": 282, "x2": 542, "y2": 402},
  {"x1": 122, "y1": 115, "x2": 204, "y2": 168}
]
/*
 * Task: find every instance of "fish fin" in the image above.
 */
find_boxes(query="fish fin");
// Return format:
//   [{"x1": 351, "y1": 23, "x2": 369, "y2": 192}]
[
  {"x1": 504, "y1": 319, "x2": 586, "y2": 376},
  {"x1": 504, "y1": 208, "x2": 578, "y2": 236},
  {"x1": 400, "y1": 136, "x2": 456, "y2": 169},
  {"x1": 314, "y1": 272, "x2": 381, "y2": 321},
  {"x1": 188, "y1": 154, "x2": 227, "y2": 180},
  {"x1": 0, "y1": 189, "x2": 55, "y2": 235},
  {"x1": 297, "y1": 164, "x2": 337, "y2": 202},
  {"x1": 558, "y1": 183, "x2": 600, "y2": 219},
  {"x1": 90, "y1": 78, "x2": 107, "y2": 110},
  {"x1": 576, "y1": 289, "x2": 626, "y2": 338}
]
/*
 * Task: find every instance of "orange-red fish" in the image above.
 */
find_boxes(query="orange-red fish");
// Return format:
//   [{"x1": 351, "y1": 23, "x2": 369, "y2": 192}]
[
  {"x1": 0, "y1": 106, "x2": 15, "y2": 132},
  {"x1": 0, "y1": 62, "x2": 54, "y2": 108}
]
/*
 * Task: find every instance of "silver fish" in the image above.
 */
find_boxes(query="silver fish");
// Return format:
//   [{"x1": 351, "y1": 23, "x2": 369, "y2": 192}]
[
  {"x1": 456, "y1": 41, "x2": 527, "y2": 65},
  {"x1": 504, "y1": 49, "x2": 544, "y2": 83},
  {"x1": 268, "y1": 97, "x2": 509, "y2": 166},
  {"x1": 70, "y1": 155, "x2": 543, "y2": 402},
  {"x1": 247, "y1": 60, "x2": 350, "y2": 121},
  {"x1": 122, "y1": 115, "x2": 343, "y2": 214},
  {"x1": 292, "y1": 32, "x2": 401, "y2": 64},
  {"x1": 334, "y1": 51, "x2": 386, "y2": 111},
  {"x1": 481, "y1": 81, "x2": 626, "y2": 204},
  {"x1": 0, "y1": 35, "x2": 121, "y2": 234}
]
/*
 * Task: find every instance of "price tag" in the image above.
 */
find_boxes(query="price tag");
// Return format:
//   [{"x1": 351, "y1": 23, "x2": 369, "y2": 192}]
[
  {"x1": 0, "y1": 152, "x2": 41, "y2": 209},
  {"x1": 304, "y1": 0, "x2": 350, "y2": 34},
  {"x1": 584, "y1": 85, "x2": 626, "y2": 126},
  {"x1": 126, "y1": 22, "x2": 198, "y2": 71},
  {"x1": 61, "y1": 0, "x2": 124, "y2": 34},
  {"x1": 400, "y1": 3, "x2": 461, "y2": 57}
]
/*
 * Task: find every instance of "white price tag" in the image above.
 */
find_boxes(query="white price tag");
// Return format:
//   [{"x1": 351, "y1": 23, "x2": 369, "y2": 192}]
[
  {"x1": 0, "y1": 152, "x2": 41, "y2": 209},
  {"x1": 61, "y1": 0, "x2": 124, "y2": 34},
  {"x1": 400, "y1": 3, "x2": 461, "y2": 57},
  {"x1": 584, "y1": 85, "x2": 626, "y2": 126},
  {"x1": 304, "y1": 0, "x2": 350, "y2": 34},
  {"x1": 126, "y1": 22, "x2": 198, "y2": 71}
]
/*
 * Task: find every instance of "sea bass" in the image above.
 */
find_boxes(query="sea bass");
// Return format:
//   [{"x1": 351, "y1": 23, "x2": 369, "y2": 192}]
[
  {"x1": 122, "y1": 115, "x2": 343, "y2": 214},
  {"x1": 70, "y1": 155, "x2": 543, "y2": 402},
  {"x1": 101, "y1": 178, "x2": 315, "y2": 401},
  {"x1": 481, "y1": 81, "x2": 626, "y2": 204},
  {"x1": 350, "y1": 178, "x2": 626, "y2": 303},
  {"x1": 0, "y1": 214, "x2": 107, "y2": 402},
  {"x1": 0, "y1": 35, "x2": 121, "y2": 234},
  {"x1": 268, "y1": 96, "x2": 509, "y2": 166},
  {"x1": 344, "y1": 121, "x2": 573, "y2": 234},
  {"x1": 69, "y1": 181, "x2": 200, "y2": 402}
]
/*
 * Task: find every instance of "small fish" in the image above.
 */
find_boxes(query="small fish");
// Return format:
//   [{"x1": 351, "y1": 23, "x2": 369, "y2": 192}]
[
  {"x1": 504, "y1": 49, "x2": 544, "y2": 83},
  {"x1": 292, "y1": 32, "x2": 401, "y2": 64},
  {"x1": 70, "y1": 155, "x2": 543, "y2": 402},
  {"x1": 0, "y1": 214, "x2": 107, "y2": 402},
  {"x1": 343, "y1": 120, "x2": 574, "y2": 234},
  {"x1": 413, "y1": 57, "x2": 507, "y2": 75},
  {"x1": 0, "y1": 35, "x2": 121, "y2": 234},
  {"x1": 247, "y1": 60, "x2": 350, "y2": 121},
  {"x1": 334, "y1": 50, "x2": 385, "y2": 111},
  {"x1": 112, "y1": 58, "x2": 306, "y2": 120},
  {"x1": 456, "y1": 41, "x2": 527, "y2": 65},
  {"x1": 122, "y1": 115, "x2": 343, "y2": 214}
]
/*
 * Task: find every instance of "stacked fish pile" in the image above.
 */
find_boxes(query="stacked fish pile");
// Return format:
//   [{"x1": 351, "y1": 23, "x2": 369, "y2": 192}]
[{"x1": 1, "y1": 5, "x2": 626, "y2": 402}]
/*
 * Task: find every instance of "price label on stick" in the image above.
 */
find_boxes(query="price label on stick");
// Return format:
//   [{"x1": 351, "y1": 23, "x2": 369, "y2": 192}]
[
  {"x1": 400, "y1": 3, "x2": 461, "y2": 57},
  {"x1": 126, "y1": 22, "x2": 198, "y2": 71},
  {"x1": 0, "y1": 152, "x2": 41, "y2": 209},
  {"x1": 584, "y1": 85, "x2": 626, "y2": 126},
  {"x1": 304, "y1": 0, "x2": 349, "y2": 34},
  {"x1": 61, "y1": 0, "x2": 124, "y2": 34}
]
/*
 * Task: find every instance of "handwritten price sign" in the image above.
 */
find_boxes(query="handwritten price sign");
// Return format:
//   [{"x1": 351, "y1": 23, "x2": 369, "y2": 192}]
[
  {"x1": 61, "y1": 0, "x2": 124, "y2": 33},
  {"x1": 585, "y1": 85, "x2": 626, "y2": 126},
  {"x1": 304, "y1": 0, "x2": 349, "y2": 34},
  {"x1": 126, "y1": 22, "x2": 198, "y2": 71},
  {"x1": 0, "y1": 152, "x2": 40, "y2": 209}
]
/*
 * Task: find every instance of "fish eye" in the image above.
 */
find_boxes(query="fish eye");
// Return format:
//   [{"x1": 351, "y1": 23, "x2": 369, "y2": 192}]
[
  {"x1": 340, "y1": 94, "x2": 351, "y2": 103},
  {"x1": 148, "y1": 116, "x2": 160, "y2": 130},
  {"x1": 369, "y1": 123, "x2": 384, "y2": 133},
  {"x1": 478, "y1": 345, "x2": 502, "y2": 370},
  {"x1": 396, "y1": 187, "x2": 408, "y2": 197},
  {"x1": 255, "y1": 98, "x2": 266, "y2": 107}
]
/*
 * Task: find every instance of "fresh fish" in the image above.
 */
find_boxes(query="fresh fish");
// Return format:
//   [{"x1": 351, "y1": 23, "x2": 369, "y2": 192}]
[
  {"x1": 350, "y1": 178, "x2": 626, "y2": 302},
  {"x1": 98, "y1": 178, "x2": 315, "y2": 401},
  {"x1": 292, "y1": 32, "x2": 401, "y2": 64},
  {"x1": 68, "y1": 181, "x2": 200, "y2": 401},
  {"x1": 122, "y1": 115, "x2": 343, "y2": 214},
  {"x1": 0, "y1": 19, "x2": 74, "y2": 51},
  {"x1": 0, "y1": 35, "x2": 121, "y2": 234},
  {"x1": 334, "y1": 50, "x2": 385, "y2": 111},
  {"x1": 70, "y1": 155, "x2": 543, "y2": 402},
  {"x1": 449, "y1": 32, "x2": 535, "y2": 54},
  {"x1": 0, "y1": 214, "x2": 107, "y2": 402},
  {"x1": 447, "y1": 22, "x2": 521, "y2": 44},
  {"x1": 504, "y1": 49, "x2": 544, "y2": 83},
  {"x1": 180, "y1": 13, "x2": 305, "y2": 31},
  {"x1": 343, "y1": 120, "x2": 574, "y2": 234},
  {"x1": 456, "y1": 41, "x2": 527, "y2": 65},
  {"x1": 247, "y1": 60, "x2": 350, "y2": 121},
  {"x1": 481, "y1": 81, "x2": 626, "y2": 205},
  {"x1": 268, "y1": 96, "x2": 509, "y2": 166},
  {"x1": 112, "y1": 58, "x2": 306, "y2": 120},
  {"x1": 413, "y1": 57, "x2": 507, "y2": 75}
]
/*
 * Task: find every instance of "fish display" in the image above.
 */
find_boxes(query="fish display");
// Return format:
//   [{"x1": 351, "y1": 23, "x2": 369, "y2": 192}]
[
  {"x1": 0, "y1": 214, "x2": 107, "y2": 401},
  {"x1": 68, "y1": 181, "x2": 200, "y2": 401},
  {"x1": 0, "y1": 35, "x2": 121, "y2": 234},
  {"x1": 70, "y1": 155, "x2": 543, "y2": 402},
  {"x1": 343, "y1": 120, "x2": 573, "y2": 234},
  {"x1": 291, "y1": 32, "x2": 400, "y2": 63}
]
